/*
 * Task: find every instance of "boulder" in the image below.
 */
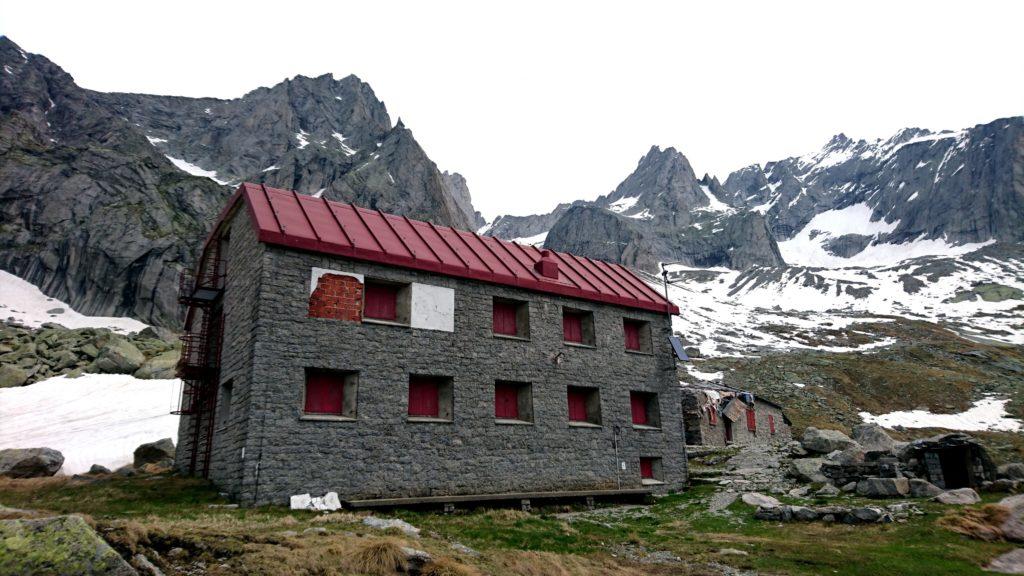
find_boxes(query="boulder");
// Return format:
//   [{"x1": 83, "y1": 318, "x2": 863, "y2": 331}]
[
  {"x1": 848, "y1": 507, "x2": 884, "y2": 523},
  {"x1": 826, "y1": 446, "x2": 867, "y2": 466},
  {"x1": 908, "y1": 478, "x2": 943, "y2": 498},
  {"x1": 802, "y1": 427, "x2": 858, "y2": 454},
  {"x1": 133, "y1": 350, "x2": 179, "y2": 380},
  {"x1": 986, "y1": 549, "x2": 1024, "y2": 574},
  {"x1": 790, "y1": 506, "x2": 819, "y2": 521},
  {"x1": 787, "y1": 441, "x2": 808, "y2": 458},
  {"x1": 0, "y1": 515, "x2": 136, "y2": 575},
  {"x1": 790, "y1": 458, "x2": 828, "y2": 483},
  {"x1": 741, "y1": 492, "x2": 781, "y2": 508},
  {"x1": 88, "y1": 464, "x2": 112, "y2": 475},
  {"x1": 0, "y1": 448, "x2": 64, "y2": 478},
  {"x1": 136, "y1": 326, "x2": 179, "y2": 344},
  {"x1": 754, "y1": 505, "x2": 791, "y2": 522},
  {"x1": 816, "y1": 484, "x2": 841, "y2": 497},
  {"x1": 0, "y1": 364, "x2": 29, "y2": 387},
  {"x1": 1000, "y1": 463, "x2": 1024, "y2": 481},
  {"x1": 93, "y1": 337, "x2": 145, "y2": 374},
  {"x1": 856, "y1": 477, "x2": 910, "y2": 498},
  {"x1": 934, "y1": 488, "x2": 981, "y2": 505},
  {"x1": 1000, "y1": 495, "x2": 1024, "y2": 542},
  {"x1": 132, "y1": 438, "x2": 175, "y2": 468},
  {"x1": 851, "y1": 423, "x2": 896, "y2": 454}
]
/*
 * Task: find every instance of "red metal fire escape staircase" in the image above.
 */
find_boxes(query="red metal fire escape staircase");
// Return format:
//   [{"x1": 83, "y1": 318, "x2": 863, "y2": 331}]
[{"x1": 174, "y1": 251, "x2": 225, "y2": 478}]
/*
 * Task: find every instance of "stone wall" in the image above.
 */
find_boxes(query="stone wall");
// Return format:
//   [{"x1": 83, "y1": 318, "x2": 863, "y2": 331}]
[
  {"x1": 201, "y1": 211, "x2": 687, "y2": 505},
  {"x1": 682, "y1": 389, "x2": 791, "y2": 447}
]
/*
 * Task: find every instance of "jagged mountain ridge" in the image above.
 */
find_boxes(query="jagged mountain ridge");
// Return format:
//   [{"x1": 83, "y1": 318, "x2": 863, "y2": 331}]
[
  {"x1": 0, "y1": 37, "x2": 482, "y2": 327},
  {"x1": 486, "y1": 116, "x2": 1024, "y2": 273}
]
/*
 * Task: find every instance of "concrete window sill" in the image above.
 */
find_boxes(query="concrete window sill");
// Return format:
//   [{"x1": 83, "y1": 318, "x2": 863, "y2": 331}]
[
  {"x1": 495, "y1": 419, "x2": 534, "y2": 426},
  {"x1": 493, "y1": 333, "x2": 530, "y2": 342},
  {"x1": 407, "y1": 416, "x2": 453, "y2": 424},
  {"x1": 632, "y1": 424, "x2": 662, "y2": 431},
  {"x1": 568, "y1": 421, "x2": 602, "y2": 429},
  {"x1": 625, "y1": 349, "x2": 654, "y2": 356},
  {"x1": 564, "y1": 342, "x2": 597, "y2": 349},
  {"x1": 300, "y1": 414, "x2": 356, "y2": 422},
  {"x1": 362, "y1": 318, "x2": 410, "y2": 328},
  {"x1": 641, "y1": 479, "x2": 665, "y2": 486}
]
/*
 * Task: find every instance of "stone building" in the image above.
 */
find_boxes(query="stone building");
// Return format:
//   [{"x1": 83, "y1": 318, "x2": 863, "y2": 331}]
[
  {"x1": 174, "y1": 183, "x2": 687, "y2": 506},
  {"x1": 681, "y1": 383, "x2": 791, "y2": 447}
]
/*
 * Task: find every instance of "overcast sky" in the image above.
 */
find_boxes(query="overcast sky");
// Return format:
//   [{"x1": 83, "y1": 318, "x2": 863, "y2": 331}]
[{"x1": 3, "y1": 1, "x2": 1022, "y2": 219}]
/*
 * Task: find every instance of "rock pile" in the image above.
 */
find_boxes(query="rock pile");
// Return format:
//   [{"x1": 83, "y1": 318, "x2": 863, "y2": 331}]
[
  {"x1": 754, "y1": 502, "x2": 923, "y2": 524},
  {"x1": 0, "y1": 321, "x2": 179, "y2": 386}
]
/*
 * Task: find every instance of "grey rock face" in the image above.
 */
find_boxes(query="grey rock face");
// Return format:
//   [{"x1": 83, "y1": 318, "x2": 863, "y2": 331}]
[
  {"x1": 88, "y1": 464, "x2": 111, "y2": 475},
  {"x1": 856, "y1": 477, "x2": 910, "y2": 498},
  {"x1": 0, "y1": 447, "x2": 64, "y2": 478},
  {"x1": 0, "y1": 515, "x2": 137, "y2": 575},
  {"x1": 133, "y1": 438, "x2": 175, "y2": 468},
  {"x1": 0, "y1": 38, "x2": 480, "y2": 328},
  {"x1": 801, "y1": 427, "x2": 858, "y2": 454},
  {"x1": 1000, "y1": 463, "x2": 1024, "y2": 480},
  {"x1": 0, "y1": 363, "x2": 28, "y2": 387},
  {"x1": 908, "y1": 478, "x2": 943, "y2": 498},
  {"x1": 986, "y1": 549, "x2": 1024, "y2": 574},
  {"x1": 441, "y1": 171, "x2": 485, "y2": 230},
  {"x1": 133, "y1": 350, "x2": 179, "y2": 380},
  {"x1": 741, "y1": 492, "x2": 781, "y2": 508},
  {"x1": 852, "y1": 423, "x2": 896, "y2": 454},
  {"x1": 93, "y1": 337, "x2": 145, "y2": 374},
  {"x1": 790, "y1": 458, "x2": 828, "y2": 483}
]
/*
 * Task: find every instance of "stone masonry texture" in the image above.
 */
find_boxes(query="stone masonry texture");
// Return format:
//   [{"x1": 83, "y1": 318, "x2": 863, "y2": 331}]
[{"x1": 180, "y1": 210, "x2": 687, "y2": 505}]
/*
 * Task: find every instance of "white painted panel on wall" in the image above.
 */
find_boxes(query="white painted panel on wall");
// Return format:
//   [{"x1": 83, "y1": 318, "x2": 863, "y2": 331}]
[
  {"x1": 410, "y1": 283, "x2": 455, "y2": 332},
  {"x1": 309, "y1": 267, "x2": 363, "y2": 294}
]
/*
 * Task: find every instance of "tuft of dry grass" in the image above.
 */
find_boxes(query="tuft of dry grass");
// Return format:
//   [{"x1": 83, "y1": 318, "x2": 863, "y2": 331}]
[
  {"x1": 419, "y1": 556, "x2": 482, "y2": 576},
  {"x1": 938, "y1": 504, "x2": 1010, "y2": 542},
  {"x1": 101, "y1": 519, "x2": 152, "y2": 554},
  {"x1": 346, "y1": 538, "x2": 409, "y2": 575},
  {"x1": 483, "y1": 508, "x2": 531, "y2": 522},
  {"x1": 311, "y1": 511, "x2": 364, "y2": 524}
]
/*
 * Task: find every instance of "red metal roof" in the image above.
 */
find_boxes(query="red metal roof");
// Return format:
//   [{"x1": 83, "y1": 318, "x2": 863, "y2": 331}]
[{"x1": 216, "y1": 183, "x2": 678, "y2": 314}]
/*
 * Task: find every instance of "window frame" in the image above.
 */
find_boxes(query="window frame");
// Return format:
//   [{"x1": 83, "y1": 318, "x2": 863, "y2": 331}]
[
  {"x1": 562, "y1": 307, "x2": 596, "y2": 347},
  {"x1": 639, "y1": 457, "x2": 664, "y2": 484},
  {"x1": 746, "y1": 407, "x2": 757, "y2": 433},
  {"x1": 494, "y1": 380, "x2": 534, "y2": 424},
  {"x1": 301, "y1": 368, "x2": 358, "y2": 421},
  {"x1": 567, "y1": 385, "x2": 602, "y2": 426},
  {"x1": 407, "y1": 374, "x2": 454, "y2": 422},
  {"x1": 622, "y1": 318, "x2": 653, "y2": 354},
  {"x1": 629, "y1": 391, "x2": 661, "y2": 429},
  {"x1": 492, "y1": 297, "x2": 530, "y2": 340},
  {"x1": 362, "y1": 279, "x2": 411, "y2": 325}
]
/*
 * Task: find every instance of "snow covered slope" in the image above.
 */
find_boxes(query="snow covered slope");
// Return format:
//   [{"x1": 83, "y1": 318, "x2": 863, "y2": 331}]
[
  {"x1": 648, "y1": 243, "x2": 1024, "y2": 356},
  {"x1": 0, "y1": 374, "x2": 180, "y2": 474},
  {"x1": 0, "y1": 270, "x2": 148, "y2": 332}
]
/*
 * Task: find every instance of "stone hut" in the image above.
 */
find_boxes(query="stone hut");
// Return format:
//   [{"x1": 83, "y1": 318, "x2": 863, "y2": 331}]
[
  {"x1": 681, "y1": 383, "x2": 791, "y2": 447},
  {"x1": 901, "y1": 433, "x2": 997, "y2": 489},
  {"x1": 174, "y1": 183, "x2": 688, "y2": 506}
]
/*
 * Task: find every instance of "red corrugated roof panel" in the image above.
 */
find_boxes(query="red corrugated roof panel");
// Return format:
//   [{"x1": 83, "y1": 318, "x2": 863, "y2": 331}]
[{"x1": 221, "y1": 183, "x2": 678, "y2": 314}]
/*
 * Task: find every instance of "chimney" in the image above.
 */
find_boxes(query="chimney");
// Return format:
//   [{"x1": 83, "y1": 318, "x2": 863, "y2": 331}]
[{"x1": 534, "y1": 250, "x2": 559, "y2": 279}]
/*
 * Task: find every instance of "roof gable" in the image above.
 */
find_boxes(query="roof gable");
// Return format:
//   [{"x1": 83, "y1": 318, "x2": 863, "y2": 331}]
[{"x1": 222, "y1": 183, "x2": 678, "y2": 314}]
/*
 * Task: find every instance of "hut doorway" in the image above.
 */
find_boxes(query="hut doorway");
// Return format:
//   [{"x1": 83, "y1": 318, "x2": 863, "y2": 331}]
[{"x1": 938, "y1": 446, "x2": 973, "y2": 488}]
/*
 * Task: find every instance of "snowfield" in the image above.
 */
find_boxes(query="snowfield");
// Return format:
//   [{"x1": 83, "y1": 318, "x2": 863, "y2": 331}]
[
  {"x1": 0, "y1": 374, "x2": 181, "y2": 475},
  {"x1": 0, "y1": 270, "x2": 148, "y2": 333},
  {"x1": 859, "y1": 397, "x2": 1022, "y2": 432}
]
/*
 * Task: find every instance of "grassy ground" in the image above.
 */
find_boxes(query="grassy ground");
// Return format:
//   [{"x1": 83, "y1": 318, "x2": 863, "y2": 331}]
[{"x1": 0, "y1": 475, "x2": 1014, "y2": 575}]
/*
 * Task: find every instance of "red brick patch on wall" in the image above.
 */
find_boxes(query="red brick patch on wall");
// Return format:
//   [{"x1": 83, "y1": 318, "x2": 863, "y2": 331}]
[{"x1": 309, "y1": 274, "x2": 363, "y2": 321}]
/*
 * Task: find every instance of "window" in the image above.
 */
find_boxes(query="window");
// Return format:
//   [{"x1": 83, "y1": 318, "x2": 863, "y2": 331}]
[
  {"x1": 630, "y1": 391, "x2": 660, "y2": 428},
  {"x1": 567, "y1": 386, "x2": 601, "y2": 425},
  {"x1": 563, "y1": 308, "x2": 595, "y2": 346},
  {"x1": 363, "y1": 280, "x2": 410, "y2": 323},
  {"x1": 493, "y1": 298, "x2": 529, "y2": 338},
  {"x1": 640, "y1": 457, "x2": 663, "y2": 483},
  {"x1": 746, "y1": 408, "x2": 757, "y2": 432},
  {"x1": 622, "y1": 319, "x2": 652, "y2": 353},
  {"x1": 304, "y1": 368, "x2": 357, "y2": 419},
  {"x1": 708, "y1": 406, "x2": 718, "y2": 426},
  {"x1": 768, "y1": 414, "x2": 776, "y2": 435},
  {"x1": 495, "y1": 381, "x2": 533, "y2": 423},
  {"x1": 217, "y1": 380, "x2": 233, "y2": 429},
  {"x1": 408, "y1": 375, "x2": 453, "y2": 421}
]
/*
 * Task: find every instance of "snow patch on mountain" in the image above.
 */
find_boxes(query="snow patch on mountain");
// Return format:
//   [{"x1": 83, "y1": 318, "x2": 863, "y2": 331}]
[
  {"x1": 0, "y1": 373, "x2": 180, "y2": 474},
  {"x1": 165, "y1": 155, "x2": 231, "y2": 185},
  {"x1": 859, "y1": 396, "x2": 1021, "y2": 432},
  {"x1": 608, "y1": 196, "x2": 640, "y2": 213},
  {"x1": 512, "y1": 231, "x2": 548, "y2": 246},
  {"x1": 0, "y1": 270, "x2": 147, "y2": 332}
]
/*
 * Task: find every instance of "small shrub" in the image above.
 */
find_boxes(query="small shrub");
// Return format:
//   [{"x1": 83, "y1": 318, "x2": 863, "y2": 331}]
[
  {"x1": 346, "y1": 538, "x2": 408, "y2": 575},
  {"x1": 311, "y1": 511, "x2": 363, "y2": 524},
  {"x1": 938, "y1": 504, "x2": 1010, "y2": 541}
]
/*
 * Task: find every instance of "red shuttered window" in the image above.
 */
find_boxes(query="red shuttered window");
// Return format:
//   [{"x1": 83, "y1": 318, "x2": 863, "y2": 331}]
[
  {"x1": 639, "y1": 458, "x2": 655, "y2": 479},
  {"x1": 708, "y1": 406, "x2": 718, "y2": 425},
  {"x1": 563, "y1": 312, "x2": 583, "y2": 343},
  {"x1": 746, "y1": 408, "x2": 757, "y2": 432},
  {"x1": 624, "y1": 320, "x2": 641, "y2": 351},
  {"x1": 408, "y1": 377, "x2": 440, "y2": 417},
  {"x1": 495, "y1": 383, "x2": 519, "y2": 419},
  {"x1": 567, "y1": 389, "x2": 588, "y2": 421},
  {"x1": 630, "y1": 392, "x2": 648, "y2": 425},
  {"x1": 364, "y1": 282, "x2": 398, "y2": 321},
  {"x1": 493, "y1": 301, "x2": 518, "y2": 336},
  {"x1": 304, "y1": 370, "x2": 345, "y2": 415},
  {"x1": 768, "y1": 414, "x2": 776, "y2": 435}
]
